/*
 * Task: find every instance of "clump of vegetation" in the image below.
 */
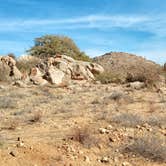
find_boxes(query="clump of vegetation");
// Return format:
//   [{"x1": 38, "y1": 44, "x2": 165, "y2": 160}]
[
  {"x1": 95, "y1": 72, "x2": 122, "y2": 84},
  {"x1": 68, "y1": 126, "x2": 99, "y2": 148},
  {"x1": 27, "y1": 35, "x2": 91, "y2": 61},
  {"x1": 0, "y1": 96, "x2": 17, "y2": 109},
  {"x1": 124, "y1": 133, "x2": 166, "y2": 162},
  {"x1": 125, "y1": 66, "x2": 160, "y2": 87},
  {"x1": 110, "y1": 113, "x2": 145, "y2": 127},
  {"x1": 16, "y1": 58, "x2": 39, "y2": 73}
]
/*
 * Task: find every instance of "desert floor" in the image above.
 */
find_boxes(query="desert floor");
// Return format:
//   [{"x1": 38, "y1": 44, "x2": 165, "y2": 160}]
[{"x1": 0, "y1": 82, "x2": 165, "y2": 166}]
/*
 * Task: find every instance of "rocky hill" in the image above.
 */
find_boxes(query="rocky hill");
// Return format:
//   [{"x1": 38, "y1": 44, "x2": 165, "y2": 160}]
[{"x1": 94, "y1": 52, "x2": 162, "y2": 83}]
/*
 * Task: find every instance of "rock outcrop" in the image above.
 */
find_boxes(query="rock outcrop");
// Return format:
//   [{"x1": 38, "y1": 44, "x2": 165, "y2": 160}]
[
  {"x1": 0, "y1": 56, "x2": 22, "y2": 82},
  {"x1": 29, "y1": 54, "x2": 104, "y2": 85}
]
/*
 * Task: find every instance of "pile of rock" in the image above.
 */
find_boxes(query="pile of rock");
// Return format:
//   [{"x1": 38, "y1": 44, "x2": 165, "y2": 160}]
[
  {"x1": 0, "y1": 55, "x2": 104, "y2": 86},
  {"x1": 0, "y1": 56, "x2": 22, "y2": 81},
  {"x1": 29, "y1": 54, "x2": 104, "y2": 85}
]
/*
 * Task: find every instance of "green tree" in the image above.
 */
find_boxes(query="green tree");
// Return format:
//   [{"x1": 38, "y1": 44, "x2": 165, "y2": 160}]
[{"x1": 27, "y1": 35, "x2": 91, "y2": 61}]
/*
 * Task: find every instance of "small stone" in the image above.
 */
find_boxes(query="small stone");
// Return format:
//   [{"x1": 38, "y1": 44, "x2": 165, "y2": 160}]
[
  {"x1": 101, "y1": 156, "x2": 109, "y2": 163},
  {"x1": 16, "y1": 142, "x2": 24, "y2": 148},
  {"x1": 122, "y1": 161, "x2": 132, "y2": 166},
  {"x1": 99, "y1": 128, "x2": 109, "y2": 134},
  {"x1": 9, "y1": 151, "x2": 17, "y2": 157},
  {"x1": 84, "y1": 156, "x2": 90, "y2": 162},
  {"x1": 106, "y1": 125, "x2": 113, "y2": 130},
  {"x1": 109, "y1": 136, "x2": 116, "y2": 142}
]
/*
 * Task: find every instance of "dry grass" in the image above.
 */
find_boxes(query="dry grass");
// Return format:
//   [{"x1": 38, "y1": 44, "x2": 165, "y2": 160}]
[
  {"x1": 68, "y1": 126, "x2": 100, "y2": 148},
  {"x1": 124, "y1": 133, "x2": 166, "y2": 162},
  {"x1": 95, "y1": 72, "x2": 122, "y2": 84},
  {"x1": 0, "y1": 96, "x2": 17, "y2": 109},
  {"x1": 16, "y1": 59, "x2": 39, "y2": 73},
  {"x1": 110, "y1": 113, "x2": 145, "y2": 127}
]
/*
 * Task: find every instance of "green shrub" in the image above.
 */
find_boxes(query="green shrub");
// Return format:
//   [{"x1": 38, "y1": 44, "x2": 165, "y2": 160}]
[
  {"x1": 95, "y1": 72, "x2": 123, "y2": 84},
  {"x1": 27, "y1": 35, "x2": 91, "y2": 61},
  {"x1": 16, "y1": 59, "x2": 39, "y2": 73}
]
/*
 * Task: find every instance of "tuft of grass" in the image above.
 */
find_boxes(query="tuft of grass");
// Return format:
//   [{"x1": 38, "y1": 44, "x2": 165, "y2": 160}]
[
  {"x1": 67, "y1": 126, "x2": 100, "y2": 148},
  {"x1": 110, "y1": 113, "x2": 145, "y2": 127},
  {"x1": 124, "y1": 133, "x2": 166, "y2": 162},
  {"x1": 95, "y1": 72, "x2": 122, "y2": 84},
  {"x1": 0, "y1": 96, "x2": 17, "y2": 109}
]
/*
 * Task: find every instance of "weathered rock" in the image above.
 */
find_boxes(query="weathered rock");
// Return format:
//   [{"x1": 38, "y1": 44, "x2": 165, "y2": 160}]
[
  {"x1": 0, "y1": 56, "x2": 22, "y2": 82},
  {"x1": 30, "y1": 67, "x2": 48, "y2": 85},
  {"x1": 128, "y1": 81, "x2": 145, "y2": 90},
  {"x1": 46, "y1": 67, "x2": 65, "y2": 85},
  {"x1": 12, "y1": 66, "x2": 22, "y2": 80},
  {"x1": 13, "y1": 80, "x2": 27, "y2": 88}
]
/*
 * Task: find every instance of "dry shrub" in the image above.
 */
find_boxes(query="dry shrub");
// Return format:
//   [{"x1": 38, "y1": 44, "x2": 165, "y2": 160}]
[
  {"x1": 95, "y1": 72, "x2": 122, "y2": 84},
  {"x1": 111, "y1": 113, "x2": 145, "y2": 127},
  {"x1": 68, "y1": 126, "x2": 99, "y2": 148},
  {"x1": 2, "y1": 119, "x2": 20, "y2": 130},
  {"x1": 0, "y1": 96, "x2": 17, "y2": 109},
  {"x1": 16, "y1": 59, "x2": 39, "y2": 73},
  {"x1": 126, "y1": 66, "x2": 160, "y2": 87},
  {"x1": 124, "y1": 133, "x2": 166, "y2": 162},
  {"x1": 111, "y1": 112, "x2": 166, "y2": 128}
]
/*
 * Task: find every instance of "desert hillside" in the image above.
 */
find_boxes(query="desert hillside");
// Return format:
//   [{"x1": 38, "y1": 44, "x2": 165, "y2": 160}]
[
  {"x1": 0, "y1": 52, "x2": 165, "y2": 166},
  {"x1": 94, "y1": 52, "x2": 162, "y2": 83}
]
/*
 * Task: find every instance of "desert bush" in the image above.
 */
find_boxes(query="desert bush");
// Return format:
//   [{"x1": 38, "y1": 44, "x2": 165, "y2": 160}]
[
  {"x1": 146, "y1": 115, "x2": 166, "y2": 127},
  {"x1": 0, "y1": 96, "x2": 17, "y2": 109},
  {"x1": 110, "y1": 113, "x2": 145, "y2": 127},
  {"x1": 126, "y1": 66, "x2": 160, "y2": 87},
  {"x1": 109, "y1": 91, "x2": 124, "y2": 101},
  {"x1": 16, "y1": 59, "x2": 39, "y2": 72},
  {"x1": 124, "y1": 133, "x2": 166, "y2": 162},
  {"x1": 95, "y1": 72, "x2": 122, "y2": 84},
  {"x1": 27, "y1": 35, "x2": 91, "y2": 61},
  {"x1": 68, "y1": 126, "x2": 99, "y2": 148}
]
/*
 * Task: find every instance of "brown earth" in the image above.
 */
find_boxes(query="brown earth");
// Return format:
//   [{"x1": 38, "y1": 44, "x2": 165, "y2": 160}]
[{"x1": 0, "y1": 82, "x2": 165, "y2": 166}]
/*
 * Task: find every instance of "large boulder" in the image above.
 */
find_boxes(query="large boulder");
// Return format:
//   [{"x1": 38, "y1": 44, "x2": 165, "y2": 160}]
[
  {"x1": 45, "y1": 66, "x2": 65, "y2": 85},
  {"x1": 29, "y1": 67, "x2": 48, "y2": 85},
  {"x1": 0, "y1": 56, "x2": 22, "y2": 82}
]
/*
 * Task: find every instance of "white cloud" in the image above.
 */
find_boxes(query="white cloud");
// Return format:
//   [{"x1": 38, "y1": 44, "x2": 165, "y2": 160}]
[
  {"x1": 0, "y1": 13, "x2": 165, "y2": 38},
  {"x1": 0, "y1": 14, "x2": 150, "y2": 32}
]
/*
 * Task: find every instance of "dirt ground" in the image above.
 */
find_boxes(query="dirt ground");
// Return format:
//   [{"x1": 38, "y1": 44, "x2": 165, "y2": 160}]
[{"x1": 0, "y1": 82, "x2": 165, "y2": 166}]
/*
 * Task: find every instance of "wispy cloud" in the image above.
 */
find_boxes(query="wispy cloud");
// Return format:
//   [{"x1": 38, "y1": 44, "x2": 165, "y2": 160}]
[
  {"x1": 0, "y1": 14, "x2": 165, "y2": 37},
  {"x1": 0, "y1": 14, "x2": 150, "y2": 31}
]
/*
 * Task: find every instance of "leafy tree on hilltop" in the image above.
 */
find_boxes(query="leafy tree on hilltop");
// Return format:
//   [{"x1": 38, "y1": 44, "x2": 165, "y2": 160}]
[{"x1": 27, "y1": 35, "x2": 91, "y2": 61}]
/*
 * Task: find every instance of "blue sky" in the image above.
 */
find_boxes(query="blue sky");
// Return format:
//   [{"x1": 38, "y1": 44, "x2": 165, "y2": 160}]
[{"x1": 0, "y1": 0, "x2": 166, "y2": 64}]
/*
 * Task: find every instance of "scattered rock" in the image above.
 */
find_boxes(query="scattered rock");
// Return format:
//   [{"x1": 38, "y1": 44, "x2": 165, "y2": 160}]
[
  {"x1": 99, "y1": 128, "x2": 109, "y2": 134},
  {"x1": 84, "y1": 156, "x2": 90, "y2": 162},
  {"x1": 128, "y1": 81, "x2": 145, "y2": 90},
  {"x1": 122, "y1": 161, "x2": 132, "y2": 166},
  {"x1": 100, "y1": 156, "x2": 109, "y2": 163},
  {"x1": 9, "y1": 151, "x2": 17, "y2": 157}
]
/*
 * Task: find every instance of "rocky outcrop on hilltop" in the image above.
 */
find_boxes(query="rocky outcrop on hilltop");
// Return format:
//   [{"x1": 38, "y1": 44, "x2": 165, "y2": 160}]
[
  {"x1": 0, "y1": 54, "x2": 104, "y2": 86},
  {"x1": 29, "y1": 54, "x2": 104, "y2": 85}
]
